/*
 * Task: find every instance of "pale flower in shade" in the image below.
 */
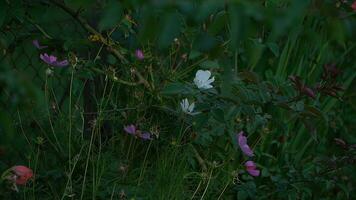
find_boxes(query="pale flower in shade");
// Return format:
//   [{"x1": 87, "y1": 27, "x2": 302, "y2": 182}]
[
  {"x1": 180, "y1": 98, "x2": 200, "y2": 115},
  {"x1": 194, "y1": 70, "x2": 215, "y2": 89},
  {"x1": 245, "y1": 161, "x2": 260, "y2": 177}
]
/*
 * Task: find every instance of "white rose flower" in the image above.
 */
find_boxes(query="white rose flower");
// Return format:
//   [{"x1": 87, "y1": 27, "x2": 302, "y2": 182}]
[
  {"x1": 194, "y1": 70, "x2": 214, "y2": 89},
  {"x1": 180, "y1": 98, "x2": 199, "y2": 115}
]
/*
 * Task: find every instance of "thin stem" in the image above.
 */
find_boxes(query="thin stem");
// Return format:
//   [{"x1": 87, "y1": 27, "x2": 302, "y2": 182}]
[
  {"x1": 137, "y1": 140, "x2": 152, "y2": 185},
  {"x1": 32, "y1": 146, "x2": 40, "y2": 199},
  {"x1": 199, "y1": 169, "x2": 213, "y2": 200},
  {"x1": 67, "y1": 66, "x2": 75, "y2": 195},
  {"x1": 61, "y1": 146, "x2": 84, "y2": 200},
  {"x1": 190, "y1": 181, "x2": 202, "y2": 200},
  {"x1": 80, "y1": 125, "x2": 96, "y2": 200},
  {"x1": 45, "y1": 76, "x2": 63, "y2": 153},
  {"x1": 217, "y1": 181, "x2": 230, "y2": 200},
  {"x1": 110, "y1": 184, "x2": 117, "y2": 200}
]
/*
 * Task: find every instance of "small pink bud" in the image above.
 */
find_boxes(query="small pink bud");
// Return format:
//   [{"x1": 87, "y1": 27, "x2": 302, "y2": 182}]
[{"x1": 302, "y1": 87, "x2": 316, "y2": 99}]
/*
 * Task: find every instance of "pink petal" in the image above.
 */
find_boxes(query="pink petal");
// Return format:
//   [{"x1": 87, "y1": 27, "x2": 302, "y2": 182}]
[
  {"x1": 303, "y1": 87, "x2": 316, "y2": 99},
  {"x1": 135, "y1": 49, "x2": 144, "y2": 60},
  {"x1": 124, "y1": 125, "x2": 136, "y2": 134},
  {"x1": 238, "y1": 132, "x2": 247, "y2": 146},
  {"x1": 241, "y1": 144, "x2": 254, "y2": 157},
  {"x1": 140, "y1": 132, "x2": 152, "y2": 140},
  {"x1": 237, "y1": 132, "x2": 254, "y2": 157},
  {"x1": 49, "y1": 55, "x2": 57, "y2": 63},
  {"x1": 247, "y1": 169, "x2": 260, "y2": 177},
  {"x1": 32, "y1": 40, "x2": 40, "y2": 49},
  {"x1": 55, "y1": 60, "x2": 69, "y2": 67},
  {"x1": 245, "y1": 161, "x2": 260, "y2": 177},
  {"x1": 352, "y1": 1, "x2": 356, "y2": 11},
  {"x1": 245, "y1": 161, "x2": 256, "y2": 168},
  {"x1": 11, "y1": 165, "x2": 33, "y2": 185},
  {"x1": 40, "y1": 53, "x2": 51, "y2": 65},
  {"x1": 32, "y1": 40, "x2": 48, "y2": 49}
]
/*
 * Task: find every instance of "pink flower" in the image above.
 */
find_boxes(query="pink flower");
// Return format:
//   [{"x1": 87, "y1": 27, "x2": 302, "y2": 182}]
[
  {"x1": 124, "y1": 124, "x2": 136, "y2": 135},
  {"x1": 10, "y1": 165, "x2": 33, "y2": 185},
  {"x1": 135, "y1": 49, "x2": 144, "y2": 60},
  {"x1": 138, "y1": 131, "x2": 152, "y2": 140},
  {"x1": 237, "y1": 131, "x2": 254, "y2": 157},
  {"x1": 245, "y1": 161, "x2": 260, "y2": 177},
  {"x1": 123, "y1": 125, "x2": 152, "y2": 140},
  {"x1": 32, "y1": 40, "x2": 48, "y2": 49},
  {"x1": 40, "y1": 53, "x2": 69, "y2": 67},
  {"x1": 352, "y1": 1, "x2": 356, "y2": 11}
]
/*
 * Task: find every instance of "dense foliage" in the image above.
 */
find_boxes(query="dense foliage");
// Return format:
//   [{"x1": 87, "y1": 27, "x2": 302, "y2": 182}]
[{"x1": 1, "y1": 0, "x2": 356, "y2": 199}]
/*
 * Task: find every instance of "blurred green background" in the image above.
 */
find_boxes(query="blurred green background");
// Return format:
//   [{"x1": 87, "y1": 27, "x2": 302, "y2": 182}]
[{"x1": 0, "y1": 0, "x2": 355, "y2": 199}]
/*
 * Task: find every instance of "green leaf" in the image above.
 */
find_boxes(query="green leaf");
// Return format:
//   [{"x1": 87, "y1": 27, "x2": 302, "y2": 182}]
[
  {"x1": 229, "y1": 3, "x2": 246, "y2": 49},
  {"x1": 158, "y1": 12, "x2": 182, "y2": 48},
  {"x1": 0, "y1": 1, "x2": 7, "y2": 28},
  {"x1": 212, "y1": 108, "x2": 225, "y2": 123},
  {"x1": 200, "y1": 60, "x2": 219, "y2": 69},
  {"x1": 188, "y1": 50, "x2": 202, "y2": 60},
  {"x1": 267, "y1": 42, "x2": 280, "y2": 57},
  {"x1": 207, "y1": 11, "x2": 227, "y2": 35},
  {"x1": 64, "y1": 0, "x2": 96, "y2": 9},
  {"x1": 193, "y1": 33, "x2": 219, "y2": 52},
  {"x1": 196, "y1": 0, "x2": 224, "y2": 22},
  {"x1": 161, "y1": 82, "x2": 192, "y2": 95},
  {"x1": 99, "y1": 0, "x2": 122, "y2": 31}
]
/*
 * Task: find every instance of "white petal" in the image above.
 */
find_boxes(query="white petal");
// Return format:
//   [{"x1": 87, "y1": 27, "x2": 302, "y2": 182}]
[
  {"x1": 180, "y1": 102, "x2": 185, "y2": 111},
  {"x1": 188, "y1": 102, "x2": 195, "y2": 113},
  {"x1": 195, "y1": 70, "x2": 211, "y2": 82},
  {"x1": 205, "y1": 76, "x2": 215, "y2": 85},
  {"x1": 180, "y1": 99, "x2": 189, "y2": 112},
  {"x1": 193, "y1": 78, "x2": 203, "y2": 88}
]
